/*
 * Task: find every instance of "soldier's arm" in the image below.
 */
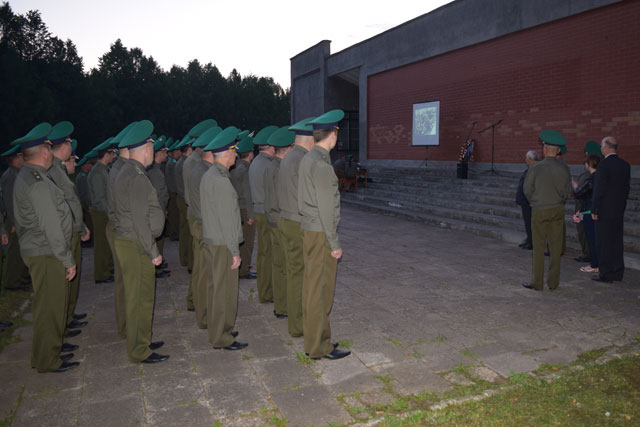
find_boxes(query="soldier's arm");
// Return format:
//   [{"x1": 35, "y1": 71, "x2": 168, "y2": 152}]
[
  {"x1": 243, "y1": 168, "x2": 254, "y2": 220},
  {"x1": 29, "y1": 182, "x2": 75, "y2": 268},
  {"x1": 130, "y1": 175, "x2": 160, "y2": 259},
  {"x1": 523, "y1": 166, "x2": 535, "y2": 202},
  {"x1": 217, "y1": 180, "x2": 242, "y2": 257},
  {"x1": 313, "y1": 163, "x2": 341, "y2": 251}
]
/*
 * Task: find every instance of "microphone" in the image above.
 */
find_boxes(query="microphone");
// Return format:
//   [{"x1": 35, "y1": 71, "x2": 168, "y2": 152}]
[
  {"x1": 497, "y1": 119, "x2": 503, "y2": 125},
  {"x1": 472, "y1": 121, "x2": 478, "y2": 125}
]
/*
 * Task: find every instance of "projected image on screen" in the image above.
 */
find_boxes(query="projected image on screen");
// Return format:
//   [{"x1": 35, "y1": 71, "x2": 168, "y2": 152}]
[{"x1": 412, "y1": 100, "x2": 440, "y2": 146}]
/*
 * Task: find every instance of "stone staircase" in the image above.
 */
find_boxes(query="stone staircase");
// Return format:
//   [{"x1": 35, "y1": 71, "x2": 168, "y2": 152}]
[{"x1": 341, "y1": 166, "x2": 640, "y2": 270}]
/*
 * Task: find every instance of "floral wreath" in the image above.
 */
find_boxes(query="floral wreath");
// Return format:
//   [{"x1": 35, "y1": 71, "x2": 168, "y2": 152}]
[{"x1": 459, "y1": 138, "x2": 476, "y2": 163}]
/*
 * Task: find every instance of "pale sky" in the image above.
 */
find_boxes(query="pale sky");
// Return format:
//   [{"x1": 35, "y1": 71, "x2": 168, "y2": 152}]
[{"x1": 9, "y1": 0, "x2": 453, "y2": 88}]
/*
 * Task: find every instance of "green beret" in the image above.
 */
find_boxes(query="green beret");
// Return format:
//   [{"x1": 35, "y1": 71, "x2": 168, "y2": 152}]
[
  {"x1": 266, "y1": 126, "x2": 295, "y2": 147},
  {"x1": 1, "y1": 144, "x2": 21, "y2": 157},
  {"x1": 585, "y1": 140, "x2": 602, "y2": 158},
  {"x1": 253, "y1": 125, "x2": 278, "y2": 146},
  {"x1": 153, "y1": 138, "x2": 167, "y2": 152},
  {"x1": 309, "y1": 110, "x2": 344, "y2": 130},
  {"x1": 193, "y1": 126, "x2": 222, "y2": 148},
  {"x1": 176, "y1": 134, "x2": 192, "y2": 149},
  {"x1": 236, "y1": 130, "x2": 250, "y2": 141},
  {"x1": 48, "y1": 121, "x2": 74, "y2": 145},
  {"x1": 560, "y1": 145, "x2": 567, "y2": 154},
  {"x1": 94, "y1": 137, "x2": 114, "y2": 152},
  {"x1": 188, "y1": 119, "x2": 218, "y2": 138},
  {"x1": 86, "y1": 149, "x2": 98, "y2": 159},
  {"x1": 156, "y1": 135, "x2": 166, "y2": 144},
  {"x1": 119, "y1": 120, "x2": 154, "y2": 149},
  {"x1": 538, "y1": 129, "x2": 566, "y2": 147},
  {"x1": 112, "y1": 122, "x2": 137, "y2": 147},
  {"x1": 235, "y1": 136, "x2": 254, "y2": 154},
  {"x1": 204, "y1": 126, "x2": 239, "y2": 152},
  {"x1": 71, "y1": 139, "x2": 78, "y2": 155},
  {"x1": 165, "y1": 137, "x2": 174, "y2": 148},
  {"x1": 77, "y1": 156, "x2": 87, "y2": 167},
  {"x1": 11, "y1": 122, "x2": 52, "y2": 149},
  {"x1": 289, "y1": 117, "x2": 316, "y2": 135}
]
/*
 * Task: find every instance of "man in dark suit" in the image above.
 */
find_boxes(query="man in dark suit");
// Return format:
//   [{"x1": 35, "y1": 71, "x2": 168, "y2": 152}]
[
  {"x1": 515, "y1": 150, "x2": 539, "y2": 250},
  {"x1": 591, "y1": 136, "x2": 631, "y2": 283}
]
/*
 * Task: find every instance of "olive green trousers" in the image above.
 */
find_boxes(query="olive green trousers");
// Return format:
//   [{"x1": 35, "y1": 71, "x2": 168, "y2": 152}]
[
  {"x1": 189, "y1": 217, "x2": 207, "y2": 328},
  {"x1": 167, "y1": 192, "x2": 179, "y2": 240},
  {"x1": 279, "y1": 218, "x2": 304, "y2": 337},
  {"x1": 254, "y1": 213, "x2": 273, "y2": 303},
  {"x1": 270, "y1": 223, "x2": 287, "y2": 315},
  {"x1": 185, "y1": 214, "x2": 196, "y2": 311},
  {"x1": 65, "y1": 232, "x2": 81, "y2": 330},
  {"x1": 3, "y1": 219, "x2": 29, "y2": 289},
  {"x1": 24, "y1": 254, "x2": 69, "y2": 372},
  {"x1": 239, "y1": 208, "x2": 255, "y2": 277},
  {"x1": 106, "y1": 223, "x2": 126, "y2": 338},
  {"x1": 90, "y1": 210, "x2": 113, "y2": 281},
  {"x1": 205, "y1": 244, "x2": 238, "y2": 348},
  {"x1": 531, "y1": 206, "x2": 565, "y2": 290},
  {"x1": 302, "y1": 230, "x2": 337, "y2": 358},
  {"x1": 115, "y1": 236, "x2": 155, "y2": 363},
  {"x1": 177, "y1": 196, "x2": 192, "y2": 267}
]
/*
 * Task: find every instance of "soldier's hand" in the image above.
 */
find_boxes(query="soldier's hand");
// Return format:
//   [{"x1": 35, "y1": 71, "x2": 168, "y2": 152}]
[
  {"x1": 1, "y1": 234, "x2": 7, "y2": 246},
  {"x1": 231, "y1": 256, "x2": 241, "y2": 270},
  {"x1": 152, "y1": 255, "x2": 163, "y2": 266},
  {"x1": 66, "y1": 265, "x2": 77, "y2": 281},
  {"x1": 331, "y1": 248, "x2": 343, "y2": 259},
  {"x1": 81, "y1": 226, "x2": 91, "y2": 242},
  {"x1": 592, "y1": 214, "x2": 598, "y2": 221},
  {"x1": 247, "y1": 219, "x2": 254, "y2": 226},
  {"x1": 10, "y1": 226, "x2": 16, "y2": 233}
]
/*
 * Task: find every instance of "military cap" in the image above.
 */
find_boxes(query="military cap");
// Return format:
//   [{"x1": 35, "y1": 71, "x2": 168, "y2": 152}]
[
  {"x1": 151, "y1": 133, "x2": 157, "y2": 140},
  {"x1": 188, "y1": 119, "x2": 218, "y2": 138},
  {"x1": 253, "y1": 125, "x2": 278, "y2": 146},
  {"x1": 1, "y1": 144, "x2": 21, "y2": 157},
  {"x1": 119, "y1": 120, "x2": 154, "y2": 149},
  {"x1": 165, "y1": 137, "x2": 174, "y2": 148},
  {"x1": 266, "y1": 126, "x2": 295, "y2": 147},
  {"x1": 193, "y1": 126, "x2": 222, "y2": 148},
  {"x1": 236, "y1": 130, "x2": 250, "y2": 141},
  {"x1": 175, "y1": 134, "x2": 192, "y2": 149},
  {"x1": 111, "y1": 122, "x2": 137, "y2": 147},
  {"x1": 560, "y1": 145, "x2": 567, "y2": 154},
  {"x1": 585, "y1": 140, "x2": 602, "y2": 158},
  {"x1": 289, "y1": 117, "x2": 316, "y2": 136},
  {"x1": 538, "y1": 130, "x2": 566, "y2": 147},
  {"x1": 204, "y1": 126, "x2": 239, "y2": 152},
  {"x1": 309, "y1": 110, "x2": 344, "y2": 130},
  {"x1": 153, "y1": 138, "x2": 167, "y2": 152},
  {"x1": 11, "y1": 122, "x2": 52, "y2": 149},
  {"x1": 94, "y1": 137, "x2": 115, "y2": 152},
  {"x1": 86, "y1": 149, "x2": 98, "y2": 159},
  {"x1": 70, "y1": 139, "x2": 79, "y2": 159},
  {"x1": 48, "y1": 121, "x2": 74, "y2": 145},
  {"x1": 235, "y1": 136, "x2": 254, "y2": 154},
  {"x1": 77, "y1": 156, "x2": 87, "y2": 167}
]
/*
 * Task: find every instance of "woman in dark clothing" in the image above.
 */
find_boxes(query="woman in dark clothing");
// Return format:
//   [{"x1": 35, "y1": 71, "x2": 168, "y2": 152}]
[{"x1": 572, "y1": 155, "x2": 601, "y2": 273}]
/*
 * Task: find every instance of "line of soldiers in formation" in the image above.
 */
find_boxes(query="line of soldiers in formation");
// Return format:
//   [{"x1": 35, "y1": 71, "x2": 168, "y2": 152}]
[{"x1": 2, "y1": 109, "x2": 352, "y2": 373}]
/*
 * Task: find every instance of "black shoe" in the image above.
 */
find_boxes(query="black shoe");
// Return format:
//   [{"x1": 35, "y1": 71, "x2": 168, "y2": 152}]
[
  {"x1": 188, "y1": 269, "x2": 192, "y2": 274},
  {"x1": 240, "y1": 272, "x2": 257, "y2": 279},
  {"x1": 149, "y1": 341, "x2": 164, "y2": 351},
  {"x1": 67, "y1": 319, "x2": 88, "y2": 329},
  {"x1": 21, "y1": 278, "x2": 32, "y2": 286},
  {"x1": 95, "y1": 276, "x2": 114, "y2": 284},
  {"x1": 332, "y1": 342, "x2": 338, "y2": 349},
  {"x1": 544, "y1": 251, "x2": 550, "y2": 257},
  {"x1": 231, "y1": 331, "x2": 239, "y2": 338},
  {"x1": 155, "y1": 270, "x2": 171, "y2": 279},
  {"x1": 141, "y1": 353, "x2": 169, "y2": 363},
  {"x1": 591, "y1": 275, "x2": 613, "y2": 283},
  {"x1": 60, "y1": 353, "x2": 74, "y2": 362},
  {"x1": 5, "y1": 285, "x2": 31, "y2": 292},
  {"x1": 214, "y1": 341, "x2": 248, "y2": 351},
  {"x1": 61, "y1": 342, "x2": 79, "y2": 352},
  {"x1": 521, "y1": 244, "x2": 533, "y2": 250},
  {"x1": 574, "y1": 256, "x2": 591, "y2": 263},
  {"x1": 53, "y1": 361, "x2": 79, "y2": 373},
  {"x1": 0, "y1": 321, "x2": 13, "y2": 328},
  {"x1": 73, "y1": 313, "x2": 87, "y2": 320},
  {"x1": 187, "y1": 307, "x2": 195, "y2": 312},
  {"x1": 274, "y1": 311, "x2": 288, "y2": 319},
  {"x1": 65, "y1": 329, "x2": 82, "y2": 338},
  {"x1": 320, "y1": 348, "x2": 351, "y2": 360},
  {"x1": 522, "y1": 282, "x2": 541, "y2": 291},
  {"x1": 160, "y1": 261, "x2": 169, "y2": 269}
]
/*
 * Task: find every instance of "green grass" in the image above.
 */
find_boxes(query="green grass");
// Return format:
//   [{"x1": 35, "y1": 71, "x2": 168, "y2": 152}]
[
  {"x1": 388, "y1": 338, "x2": 402, "y2": 347},
  {"x1": 377, "y1": 353, "x2": 640, "y2": 426},
  {"x1": 460, "y1": 348, "x2": 478, "y2": 359},
  {"x1": 241, "y1": 354, "x2": 252, "y2": 361},
  {"x1": 432, "y1": 334, "x2": 447, "y2": 343},
  {"x1": 296, "y1": 352, "x2": 313, "y2": 367},
  {"x1": 338, "y1": 339, "x2": 352, "y2": 350}
]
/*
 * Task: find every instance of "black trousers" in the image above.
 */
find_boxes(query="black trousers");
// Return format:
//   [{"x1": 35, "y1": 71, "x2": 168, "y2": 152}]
[
  {"x1": 595, "y1": 218, "x2": 625, "y2": 281},
  {"x1": 520, "y1": 204, "x2": 532, "y2": 245}
]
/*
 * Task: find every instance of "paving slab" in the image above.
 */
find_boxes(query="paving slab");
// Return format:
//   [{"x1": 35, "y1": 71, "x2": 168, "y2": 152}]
[{"x1": 270, "y1": 385, "x2": 352, "y2": 427}]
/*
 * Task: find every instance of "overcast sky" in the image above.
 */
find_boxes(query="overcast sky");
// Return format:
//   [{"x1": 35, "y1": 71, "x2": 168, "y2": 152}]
[{"x1": 10, "y1": 0, "x2": 453, "y2": 88}]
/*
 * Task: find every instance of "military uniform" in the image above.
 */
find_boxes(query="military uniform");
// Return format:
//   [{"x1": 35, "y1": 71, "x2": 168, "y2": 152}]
[
  {"x1": 523, "y1": 130, "x2": 571, "y2": 291},
  {"x1": 88, "y1": 159, "x2": 114, "y2": 281},
  {"x1": 175, "y1": 152, "x2": 193, "y2": 270},
  {"x1": 164, "y1": 156, "x2": 179, "y2": 240},
  {"x1": 230, "y1": 155, "x2": 255, "y2": 278},
  {"x1": 148, "y1": 160, "x2": 169, "y2": 257},
  {"x1": 75, "y1": 169, "x2": 93, "y2": 235},
  {"x1": 1, "y1": 164, "x2": 30, "y2": 288},
  {"x1": 264, "y1": 155, "x2": 287, "y2": 316},
  {"x1": 113, "y1": 124, "x2": 165, "y2": 362},
  {"x1": 183, "y1": 148, "x2": 202, "y2": 310}
]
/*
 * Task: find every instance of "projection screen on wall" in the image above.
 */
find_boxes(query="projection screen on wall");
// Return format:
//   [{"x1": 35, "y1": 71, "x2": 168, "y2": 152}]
[{"x1": 412, "y1": 100, "x2": 440, "y2": 146}]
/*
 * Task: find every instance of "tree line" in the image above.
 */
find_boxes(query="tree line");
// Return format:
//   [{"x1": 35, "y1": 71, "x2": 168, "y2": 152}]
[{"x1": 0, "y1": 2, "x2": 290, "y2": 156}]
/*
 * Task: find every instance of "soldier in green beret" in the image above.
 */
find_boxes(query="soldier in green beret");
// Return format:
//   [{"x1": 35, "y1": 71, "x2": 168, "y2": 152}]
[
  {"x1": 148, "y1": 138, "x2": 171, "y2": 279},
  {"x1": 229, "y1": 136, "x2": 256, "y2": 279},
  {"x1": 13, "y1": 123, "x2": 79, "y2": 372},
  {"x1": 298, "y1": 110, "x2": 351, "y2": 360},
  {"x1": 185, "y1": 125, "x2": 221, "y2": 328},
  {"x1": 248, "y1": 125, "x2": 278, "y2": 303},
  {"x1": 164, "y1": 139, "x2": 180, "y2": 240},
  {"x1": 278, "y1": 117, "x2": 315, "y2": 337},
  {"x1": 522, "y1": 130, "x2": 572, "y2": 291},
  {"x1": 113, "y1": 120, "x2": 167, "y2": 363},
  {"x1": 201, "y1": 127, "x2": 246, "y2": 350},
  {"x1": 1, "y1": 144, "x2": 31, "y2": 291},
  {"x1": 175, "y1": 135, "x2": 194, "y2": 272},
  {"x1": 75, "y1": 156, "x2": 94, "y2": 244},
  {"x1": 88, "y1": 138, "x2": 116, "y2": 283},
  {"x1": 48, "y1": 122, "x2": 91, "y2": 334},
  {"x1": 265, "y1": 127, "x2": 295, "y2": 319}
]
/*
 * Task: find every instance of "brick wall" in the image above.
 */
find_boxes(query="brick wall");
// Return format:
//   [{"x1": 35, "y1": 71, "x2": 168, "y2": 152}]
[{"x1": 367, "y1": 0, "x2": 640, "y2": 165}]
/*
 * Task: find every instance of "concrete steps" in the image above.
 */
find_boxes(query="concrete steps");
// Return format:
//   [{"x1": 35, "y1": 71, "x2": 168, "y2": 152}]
[{"x1": 343, "y1": 167, "x2": 640, "y2": 269}]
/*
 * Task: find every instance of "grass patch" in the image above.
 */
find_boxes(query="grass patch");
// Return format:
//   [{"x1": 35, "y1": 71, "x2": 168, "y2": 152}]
[
  {"x1": 296, "y1": 352, "x2": 313, "y2": 367},
  {"x1": 388, "y1": 338, "x2": 402, "y2": 347},
  {"x1": 460, "y1": 348, "x2": 478, "y2": 360},
  {"x1": 266, "y1": 414, "x2": 289, "y2": 426},
  {"x1": 338, "y1": 339, "x2": 352, "y2": 350},
  {"x1": 407, "y1": 349, "x2": 423, "y2": 359},
  {"x1": 248, "y1": 288, "x2": 255, "y2": 300},
  {"x1": 374, "y1": 375, "x2": 394, "y2": 385},
  {"x1": 242, "y1": 354, "x2": 252, "y2": 361},
  {"x1": 285, "y1": 340, "x2": 293, "y2": 346},
  {"x1": 432, "y1": 334, "x2": 447, "y2": 343},
  {"x1": 377, "y1": 353, "x2": 640, "y2": 426},
  {"x1": 575, "y1": 347, "x2": 609, "y2": 365},
  {"x1": 313, "y1": 372, "x2": 322, "y2": 379}
]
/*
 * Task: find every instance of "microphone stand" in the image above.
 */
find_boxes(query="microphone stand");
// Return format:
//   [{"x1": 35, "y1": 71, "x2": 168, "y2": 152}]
[{"x1": 479, "y1": 119, "x2": 503, "y2": 175}]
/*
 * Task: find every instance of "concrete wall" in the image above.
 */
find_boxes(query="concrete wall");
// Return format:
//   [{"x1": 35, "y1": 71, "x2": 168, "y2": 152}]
[
  {"x1": 290, "y1": 41, "x2": 330, "y2": 123},
  {"x1": 290, "y1": 0, "x2": 626, "y2": 163}
]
